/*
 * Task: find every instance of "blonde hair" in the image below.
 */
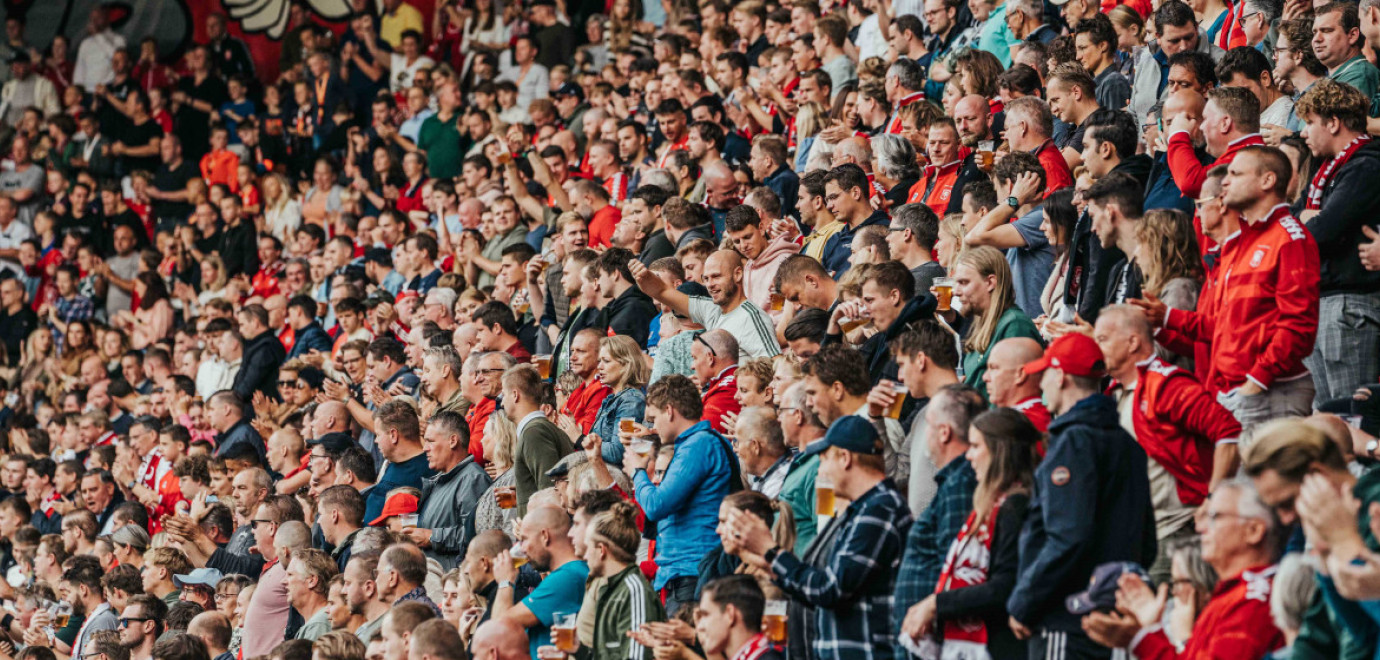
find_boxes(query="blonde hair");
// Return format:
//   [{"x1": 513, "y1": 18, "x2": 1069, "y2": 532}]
[
  {"x1": 958, "y1": 246, "x2": 1017, "y2": 355},
  {"x1": 937, "y1": 214, "x2": 965, "y2": 270},
  {"x1": 1134, "y1": 209, "x2": 1203, "y2": 297},
  {"x1": 202, "y1": 254, "x2": 229, "y2": 291},
  {"x1": 737, "y1": 358, "x2": 775, "y2": 391},
  {"x1": 265, "y1": 173, "x2": 294, "y2": 213},
  {"x1": 725, "y1": 491, "x2": 796, "y2": 552},
  {"x1": 599, "y1": 335, "x2": 649, "y2": 392},
  {"x1": 314, "y1": 632, "x2": 366, "y2": 660},
  {"x1": 483, "y1": 412, "x2": 517, "y2": 471},
  {"x1": 795, "y1": 102, "x2": 829, "y2": 139}
]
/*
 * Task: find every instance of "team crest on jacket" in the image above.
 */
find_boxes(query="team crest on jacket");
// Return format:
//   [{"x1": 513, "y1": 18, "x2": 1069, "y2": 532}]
[
  {"x1": 1051, "y1": 466, "x2": 1070, "y2": 486},
  {"x1": 1251, "y1": 249, "x2": 1265, "y2": 268}
]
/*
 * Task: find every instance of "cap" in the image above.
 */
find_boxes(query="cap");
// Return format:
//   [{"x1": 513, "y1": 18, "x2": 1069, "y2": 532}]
[
  {"x1": 174, "y1": 567, "x2": 224, "y2": 589},
  {"x1": 546, "y1": 451, "x2": 588, "y2": 480},
  {"x1": 363, "y1": 247, "x2": 393, "y2": 267},
  {"x1": 1022, "y1": 333, "x2": 1107, "y2": 378},
  {"x1": 553, "y1": 82, "x2": 584, "y2": 102},
  {"x1": 297, "y1": 366, "x2": 326, "y2": 390},
  {"x1": 370, "y1": 492, "x2": 419, "y2": 526},
  {"x1": 803, "y1": 416, "x2": 883, "y2": 458},
  {"x1": 424, "y1": 287, "x2": 458, "y2": 311},
  {"x1": 363, "y1": 289, "x2": 395, "y2": 308},
  {"x1": 1066, "y1": 562, "x2": 1152, "y2": 615},
  {"x1": 110, "y1": 524, "x2": 151, "y2": 551},
  {"x1": 7, "y1": 51, "x2": 30, "y2": 65},
  {"x1": 306, "y1": 431, "x2": 356, "y2": 455}
]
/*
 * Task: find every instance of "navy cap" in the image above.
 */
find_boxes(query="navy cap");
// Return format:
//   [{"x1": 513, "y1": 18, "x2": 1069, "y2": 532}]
[
  {"x1": 803, "y1": 416, "x2": 883, "y2": 458},
  {"x1": 553, "y1": 82, "x2": 584, "y2": 101},
  {"x1": 1066, "y1": 562, "x2": 1152, "y2": 615},
  {"x1": 306, "y1": 431, "x2": 356, "y2": 455}
]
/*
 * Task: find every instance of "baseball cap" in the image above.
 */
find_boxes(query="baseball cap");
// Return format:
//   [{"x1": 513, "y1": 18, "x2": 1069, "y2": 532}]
[
  {"x1": 306, "y1": 431, "x2": 356, "y2": 454},
  {"x1": 553, "y1": 82, "x2": 584, "y2": 102},
  {"x1": 1066, "y1": 562, "x2": 1152, "y2": 615},
  {"x1": 1022, "y1": 333, "x2": 1107, "y2": 378},
  {"x1": 803, "y1": 416, "x2": 883, "y2": 458},
  {"x1": 110, "y1": 524, "x2": 151, "y2": 551},
  {"x1": 370, "y1": 492, "x2": 419, "y2": 526},
  {"x1": 174, "y1": 567, "x2": 224, "y2": 589}
]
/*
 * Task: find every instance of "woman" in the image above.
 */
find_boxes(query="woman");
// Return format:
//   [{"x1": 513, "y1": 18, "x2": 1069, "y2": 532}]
[
  {"x1": 58, "y1": 320, "x2": 95, "y2": 378},
  {"x1": 794, "y1": 101, "x2": 828, "y2": 172},
  {"x1": 607, "y1": 0, "x2": 653, "y2": 56},
  {"x1": 1278, "y1": 136, "x2": 1314, "y2": 204},
  {"x1": 262, "y1": 173, "x2": 302, "y2": 243},
  {"x1": 703, "y1": 491, "x2": 795, "y2": 591},
  {"x1": 120, "y1": 272, "x2": 174, "y2": 350},
  {"x1": 1165, "y1": 539, "x2": 1218, "y2": 646},
  {"x1": 1109, "y1": 5, "x2": 1146, "y2": 74},
  {"x1": 462, "y1": 0, "x2": 510, "y2": 53},
  {"x1": 476, "y1": 412, "x2": 518, "y2": 534},
  {"x1": 951, "y1": 49, "x2": 1004, "y2": 110},
  {"x1": 301, "y1": 158, "x2": 345, "y2": 229},
  {"x1": 901, "y1": 408, "x2": 1040, "y2": 660},
  {"x1": 949, "y1": 246, "x2": 1041, "y2": 400},
  {"x1": 41, "y1": 35, "x2": 74, "y2": 92},
  {"x1": 19, "y1": 327, "x2": 58, "y2": 407},
  {"x1": 99, "y1": 327, "x2": 129, "y2": 376},
  {"x1": 590, "y1": 335, "x2": 649, "y2": 464},
  {"x1": 936, "y1": 214, "x2": 965, "y2": 271},
  {"x1": 1037, "y1": 188, "x2": 1080, "y2": 325},
  {"x1": 395, "y1": 151, "x2": 430, "y2": 216},
  {"x1": 1133, "y1": 209, "x2": 1203, "y2": 368}
]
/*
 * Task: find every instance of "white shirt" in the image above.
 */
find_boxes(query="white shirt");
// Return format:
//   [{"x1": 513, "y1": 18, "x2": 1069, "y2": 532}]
[
  {"x1": 74, "y1": 29, "x2": 127, "y2": 89},
  {"x1": 389, "y1": 54, "x2": 436, "y2": 93},
  {"x1": 196, "y1": 358, "x2": 240, "y2": 398},
  {"x1": 856, "y1": 14, "x2": 888, "y2": 62},
  {"x1": 686, "y1": 297, "x2": 782, "y2": 359},
  {"x1": 0, "y1": 219, "x2": 32, "y2": 275},
  {"x1": 517, "y1": 410, "x2": 547, "y2": 439}
]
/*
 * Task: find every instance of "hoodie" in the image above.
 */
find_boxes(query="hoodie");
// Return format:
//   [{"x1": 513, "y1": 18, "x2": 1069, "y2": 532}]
[
  {"x1": 596, "y1": 286, "x2": 658, "y2": 349},
  {"x1": 1290, "y1": 139, "x2": 1380, "y2": 295},
  {"x1": 742, "y1": 235, "x2": 801, "y2": 313}
]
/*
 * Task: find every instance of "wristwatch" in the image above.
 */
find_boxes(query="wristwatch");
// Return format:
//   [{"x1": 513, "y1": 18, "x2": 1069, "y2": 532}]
[
  {"x1": 1366, "y1": 438, "x2": 1377, "y2": 459},
  {"x1": 763, "y1": 546, "x2": 781, "y2": 565},
  {"x1": 1006, "y1": 196, "x2": 1020, "y2": 209},
  {"x1": 497, "y1": 581, "x2": 514, "y2": 591}
]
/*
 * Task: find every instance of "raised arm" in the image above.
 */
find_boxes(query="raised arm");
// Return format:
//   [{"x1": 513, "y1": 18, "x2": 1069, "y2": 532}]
[{"x1": 628, "y1": 258, "x2": 691, "y2": 318}]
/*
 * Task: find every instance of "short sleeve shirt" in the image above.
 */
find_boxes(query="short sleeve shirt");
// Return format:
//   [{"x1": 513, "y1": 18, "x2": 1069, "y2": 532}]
[
  {"x1": 1006, "y1": 205, "x2": 1055, "y2": 319},
  {"x1": 521, "y1": 559, "x2": 590, "y2": 658},
  {"x1": 685, "y1": 297, "x2": 782, "y2": 359},
  {"x1": 0, "y1": 164, "x2": 44, "y2": 224}
]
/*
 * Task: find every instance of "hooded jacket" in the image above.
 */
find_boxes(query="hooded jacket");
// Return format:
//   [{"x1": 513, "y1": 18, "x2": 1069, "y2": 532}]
[
  {"x1": 596, "y1": 285, "x2": 658, "y2": 349},
  {"x1": 1006, "y1": 394, "x2": 1157, "y2": 632},
  {"x1": 233, "y1": 329, "x2": 287, "y2": 401},
  {"x1": 743, "y1": 235, "x2": 801, "y2": 312},
  {"x1": 1290, "y1": 138, "x2": 1380, "y2": 295}
]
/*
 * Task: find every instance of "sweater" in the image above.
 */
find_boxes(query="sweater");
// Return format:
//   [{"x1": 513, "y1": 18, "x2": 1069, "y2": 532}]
[{"x1": 513, "y1": 415, "x2": 575, "y2": 515}]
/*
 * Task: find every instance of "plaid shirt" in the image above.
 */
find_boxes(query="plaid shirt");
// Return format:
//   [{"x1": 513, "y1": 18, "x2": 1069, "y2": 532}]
[
  {"x1": 892, "y1": 455, "x2": 977, "y2": 635},
  {"x1": 770, "y1": 478, "x2": 911, "y2": 660},
  {"x1": 54, "y1": 293, "x2": 94, "y2": 323}
]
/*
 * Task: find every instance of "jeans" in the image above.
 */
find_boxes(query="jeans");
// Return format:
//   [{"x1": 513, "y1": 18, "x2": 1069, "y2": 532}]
[{"x1": 662, "y1": 576, "x2": 698, "y2": 618}]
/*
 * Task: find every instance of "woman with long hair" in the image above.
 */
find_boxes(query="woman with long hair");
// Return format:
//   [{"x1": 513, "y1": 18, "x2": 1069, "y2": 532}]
[
  {"x1": 262, "y1": 173, "x2": 302, "y2": 243},
  {"x1": 123, "y1": 272, "x2": 173, "y2": 350},
  {"x1": 1038, "y1": 188, "x2": 1080, "y2": 323},
  {"x1": 952, "y1": 49, "x2": 1004, "y2": 107},
  {"x1": 794, "y1": 101, "x2": 828, "y2": 172},
  {"x1": 58, "y1": 319, "x2": 95, "y2": 378},
  {"x1": 948, "y1": 246, "x2": 1041, "y2": 399},
  {"x1": 19, "y1": 327, "x2": 58, "y2": 407},
  {"x1": 901, "y1": 408, "x2": 1040, "y2": 660},
  {"x1": 1133, "y1": 209, "x2": 1204, "y2": 368},
  {"x1": 607, "y1": 0, "x2": 653, "y2": 55},
  {"x1": 476, "y1": 411, "x2": 518, "y2": 534},
  {"x1": 99, "y1": 327, "x2": 129, "y2": 376},
  {"x1": 461, "y1": 0, "x2": 510, "y2": 53},
  {"x1": 590, "y1": 335, "x2": 650, "y2": 464},
  {"x1": 936, "y1": 214, "x2": 966, "y2": 271}
]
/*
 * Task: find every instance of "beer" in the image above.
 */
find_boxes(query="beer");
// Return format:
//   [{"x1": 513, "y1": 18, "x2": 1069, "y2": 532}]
[
  {"x1": 515, "y1": 301, "x2": 531, "y2": 316},
  {"x1": 763, "y1": 600, "x2": 788, "y2": 643},
  {"x1": 511, "y1": 546, "x2": 529, "y2": 570},
  {"x1": 534, "y1": 355, "x2": 553, "y2": 379},
  {"x1": 496, "y1": 486, "x2": 517, "y2": 509},
  {"x1": 933, "y1": 277, "x2": 955, "y2": 312},
  {"x1": 497, "y1": 151, "x2": 514, "y2": 166},
  {"x1": 553, "y1": 625, "x2": 577, "y2": 652},
  {"x1": 630, "y1": 440, "x2": 654, "y2": 457},
  {"x1": 816, "y1": 482, "x2": 836, "y2": 517},
  {"x1": 840, "y1": 317, "x2": 869, "y2": 333},
  {"x1": 769, "y1": 292, "x2": 785, "y2": 312},
  {"x1": 887, "y1": 381, "x2": 907, "y2": 420},
  {"x1": 620, "y1": 418, "x2": 637, "y2": 434},
  {"x1": 534, "y1": 254, "x2": 551, "y2": 274},
  {"x1": 54, "y1": 614, "x2": 70, "y2": 628},
  {"x1": 977, "y1": 140, "x2": 996, "y2": 172},
  {"x1": 400, "y1": 514, "x2": 419, "y2": 529}
]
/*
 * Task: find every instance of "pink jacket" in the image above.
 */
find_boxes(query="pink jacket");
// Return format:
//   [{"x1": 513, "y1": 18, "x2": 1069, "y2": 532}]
[{"x1": 742, "y1": 235, "x2": 801, "y2": 313}]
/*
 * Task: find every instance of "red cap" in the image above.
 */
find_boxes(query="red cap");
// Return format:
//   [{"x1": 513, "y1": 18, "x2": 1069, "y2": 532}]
[
  {"x1": 369, "y1": 492, "x2": 419, "y2": 526},
  {"x1": 1022, "y1": 333, "x2": 1107, "y2": 378}
]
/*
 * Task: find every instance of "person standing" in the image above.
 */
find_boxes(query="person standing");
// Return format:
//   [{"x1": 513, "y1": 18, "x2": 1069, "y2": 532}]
[
  {"x1": 402, "y1": 411, "x2": 491, "y2": 569},
  {"x1": 502, "y1": 366, "x2": 573, "y2": 515},
  {"x1": 491, "y1": 507, "x2": 588, "y2": 659}
]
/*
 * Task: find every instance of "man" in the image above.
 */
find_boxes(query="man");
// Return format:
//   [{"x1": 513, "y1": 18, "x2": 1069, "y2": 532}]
[
  {"x1": 464, "y1": 352, "x2": 514, "y2": 467},
  {"x1": 691, "y1": 329, "x2": 743, "y2": 435},
  {"x1": 983, "y1": 338, "x2": 1052, "y2": 432},
  {"x1": 1082, "y1": 480, "x2": 1285, "y2": 660},
  {"x1": 348, "y1": 338, "x2": 420, "y2": 465},
  {"x1": 502, "y1": 365, "x2": 572, "y2": 511},
  {"x1": 693, "y1": 577, "x2": 779, "y2": 660},
  {"x1": 1138, "y1": 146, "x2": 1319, "y2": 443},
  {"x1": 1004, "y1": 0, "x2": 1057, "y2": 45},
  {"x1": 560, "y1": 330, "x2": 610, "y2": 435},
  {"x1": 886, "y1": 204, "x2": 945, "y2": 295},
  {"x1": 344, "y1": 552, "x2": 391, "y2": 642},
  {"x1": 318, "y1": 484, "x2": 366, "y2": 572},
  {"x1": 379, "y1": 601, "x2": 439, "y2": 660},
  {"x1": 367, "y1": 402, "x2": 435, "y2": 523},
  {"x1": 491, "y1": 507, "x2": 589, "y2": 658},
  {"x1": 1076, "y1": 15, "x2": 1133, "y2": 112},
  {"x1": 0, "y1": 51, "x2": 58, "y2": 125},
  {"x1": 1314, "y1": 2, "x2": 1380, "y2": 116},
  {"x1": 801, "y1": 343, "x2": 909, "y2": 496},
  {"x1": 827, "y1": 260, "x2": 935, "y2": 390},
  {"x1": 733, "y1": 407, "x2": 791, "y2": 498},
  {"x1": 419, "y1": 345, "x2": 467, "y2": 417},
  {"x1": 403, "y1": 411, "x2": 491, "y2": 569},
  {"x1": 630, "y1": 250, "x2": 780, "y2": 359},
  {"x1": 1274, "y1": 17, "x2": 1327, "y2": 133},
  {"x1": 470, "y1": 619, "x2": 530, "y2": 660},
  {"x1": 0, "y1": 278, "x2": 36, "y2": 370},
  {"x1": 408, "y1": 620, "x2": 466, "y2": 660},
  {"x1": 1094, "y1": 305, "x2": 1241, "y2": 582},
  {"x1": 285, "y1": 295, "x2": 332, "y2": 359},
  {"x1": 963, "y1": 151, "x2": 1055, "y2": 318},
  {"x1": 187, "y1": 612, "x2": 233, "y2": 660},
  {"x1": 626, "y1": 375, "x2": 735, "y2": 615},
  {"x1": 418, "y1": 83, "x2": 466, "y2": 181},
  {"x1": 818, "y1": 164, "x2": 889, "y2": 279},
  {"x1": 1166, "y1": 86, "x2": 1264, "y2": 199},
  {"x1": 1047, "y1": 64, "x2": 1103, "y2": 170},
  {"x1": 1006, "y1": 98, "x2": 1074, "y2": 196},
  {"x1": 286, "y1": 548, "x2": 338, "y2": 641},
  {"x1": 776, "y1": 382, "x2": 827, "y2": 552},
  {"x1": 65, "y1": 561, "x2": 119, "y2": 658},
  {"x1": 119, "y1": 595, "x2": 169, "y2": 660},
  {"x1": 907, "y1": 119, "x2": 981, "y2": 216},
  {"x1": 143, "y1": 546, "x2": 193, "y2": 608},
  {"x1": 725, "y1": 204, "x2": 799, "y2": 314},
  {"x1": 1083, "y1": 173, "x2": 1146, "y2": 308},
  {"x1": 232, "y1": 305, "x2": 286, "y2": 401},
  {"x1": 1293, "y1": 80, "x2": 1380, "y2": 404},
  {"x1": 470, "y1": 302, "x2": 531, "y2": 364},
  {"x1": 893, "y1": 385, "x2": 981, "y2": 636},
  {"x1": 814, "y1": 14, "x2": 856, "y2": 96},
  {"x1": 1219, "y1": 46, "x2": 1294, "y2": 128},
  {"x1": 1129, "y1": 1, "x2": 1224, "y2": 121},
  {"x1": 1006, "y1": 333, "x2": 1156, "y2": 659},
  {"x1": 378, "y1": 544, "x2": 440, "y2": 615},
  {"x1": 726, "y1": 415, "x2": 911, "y2": 660},
  {"x1": 73, "y1": 8, "x2": 125, "y2": 89},
  {"x1": 206, "y1": 391, "x2": 265, "y2": 467},
  {"x1": 592, "y1": 249, "x2": 658, "y2": 349},
  {"x1": 750, "y1": 135, "x2": 799, "y2": 218}
]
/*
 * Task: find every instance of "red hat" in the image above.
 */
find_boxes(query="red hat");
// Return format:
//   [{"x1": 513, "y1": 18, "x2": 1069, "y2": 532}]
[
  {"x1": 1022, "y1": 333, "x2": 1107, "y2": 378},
  {"x1": 369, "y1": 492, "x2": 419, "y2": 526}
]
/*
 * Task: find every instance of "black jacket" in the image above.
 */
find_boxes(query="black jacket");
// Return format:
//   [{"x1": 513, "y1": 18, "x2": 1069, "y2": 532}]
[
  {"x1": 823, "y1": 294, "x2": 937, "y2": 384},
  {"x1": 944, "y1": 153, "x2": 990, "y2": 216},
  {"x1": 1291, "y1": 139, "x2": 1380, "y2": 295},
  {"x1": 234, "y1": 330, "x2": 287, "y2": 401},
  {"x1": 935, "y1": 492, "x2": 1030, "y2": 660},
  {"x1": 219, "y1": 220, "x2": 259, "y2": 278},
  {"x1": 1062, "y1": 211, "x2": 1124, "y2": 324},
  {"x1": 288, "y1": 322, "x2": 333, "y2": 359},
  {"x1": 1006, "y1": 395, "x2": 1156, "y2": 633},
  {"x1": 596, "y1": 285, "x2": 658, "y2": 349},
  {"x1": 639, "y1": 230, "x2": 676, "y2": 265},
  {"x1": 675, "y1": 223, "x2": 714, "y2": 249}
]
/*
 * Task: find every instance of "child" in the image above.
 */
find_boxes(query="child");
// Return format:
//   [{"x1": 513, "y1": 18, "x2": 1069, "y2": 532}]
[
  {"x1": 236, "y1": 164, "x2": 261, "y2": 216},
  {"x1": 200, "y1": 125, "x2": 240, "y2": 192},
  {"x1": 217, "y1": 75, "x2": 256, "y2": 143},
  {"x1": 734, "y1": 357, "x2": 776, "y2": 407}
]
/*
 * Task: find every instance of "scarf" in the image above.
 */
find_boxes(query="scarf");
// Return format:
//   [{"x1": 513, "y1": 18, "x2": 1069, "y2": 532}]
[
  {"x1": 1307, "y1": 134, "x2": 1370, "y2": 210},
  {"x1": 927, "y1": 495, "x2": 1008, "y2": 660}
]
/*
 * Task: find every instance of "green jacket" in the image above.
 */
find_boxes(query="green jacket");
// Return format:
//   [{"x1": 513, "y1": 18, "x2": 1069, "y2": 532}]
[
  {"x1": 1330, "y1": 56, "x2": 1380, "y2": 117},
  {"x1": 514, "y1": 414, "x2": 575, "y2": 516},
  {"x1": 779, "y1": 452, "x2": 820, "y2": 553},
  {"x1": 592, "y1": 565, "x2": 666, "y2": 660},
  {"x1": 1291, "y1": 466, "x2": 1380, "y2": 660},
  {"x1": 961, "y1": 306, "x2": 1041, "y2": 400}
]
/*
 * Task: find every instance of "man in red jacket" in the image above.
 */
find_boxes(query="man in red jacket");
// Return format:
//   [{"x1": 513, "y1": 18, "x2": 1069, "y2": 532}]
[
  {"x1": 560, "y1": 329, "x2": 610, "y2": 434},
  {"x1": 691, "y1": 329, "x2": 743, "y2": 434},
  {"x1": 1083, "y1": 479, "x2": 1285, "y2": 660},
  {"x1": 1165, "y1": 87, "x2": 1265, "y2": 199},
  {"x1": 1144, "y1": 147, "x2": 1319, "y2": 445}
]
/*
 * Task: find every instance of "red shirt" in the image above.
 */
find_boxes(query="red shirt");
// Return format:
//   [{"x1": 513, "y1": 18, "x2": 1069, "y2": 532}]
[
  {"x1": 907, "y1": 160, "x2": 962, "y2": 214},
  {"x1": 1131, "y1": 565, "x2": 1284, "y2": 660},
  {"x1": 1167, "y1": 132, "x2": 1263, "y2": 199},
  {"x1": 563, "y1": 378, "x2": 611, "y2": 434},
  {"x1": 200, "y1": 150, "x2": 241, "y2": 192},
  {"x1": 251, "y1": 262, "x2": 283, "y2": 299},
  {"x1": 1132, "y1": 356, "x2": 1242, "y2": 507},
  {"x1": 886, "y1": 91, "x2": 926, "y2": 134},
  {"x1": 656, "y1": 135, "x2": 689, "y2": 168},
  {"x1": 396, "y1": 177, "x2": 429, "y2": 215},
  {"x1": 1033, "y1": 140, "x2": 1074, "y2": 196},
  {"x1": 1012, "y1": 397, "x2": 1050, "y2": 433},
  {"x1": 587, "y1": 204, "x2": 623, "y2": 249},
  {"x1": 504, "y1": 339, "x2": 532, "y2": 364},
  {"x1": 466, "y1": 397, "x2": 497, "y2": 465},
  {"x1": 1164, "y1": 204, "x2": 1319, "y2": 393},
  {"x1": 601, "y1": 171, "x2": 629, "y2": 204},
  {"x1": 701, "y1": 366, "x2": 742, "y2": 434}
]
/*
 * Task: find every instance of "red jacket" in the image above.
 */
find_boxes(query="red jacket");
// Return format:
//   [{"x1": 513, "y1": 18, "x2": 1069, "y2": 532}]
[
  {"x1": 466, "y1": 397, "x2": 497, "y2": 465},
  {"x1": 588, "y1": 204, "x2": 622, "y2": 249},
  {"x1": 563, "y1": 378, "x2": 611, "y2": 434},
  {"x1": 701, "y1": 366, "x2": 742, "y2": 434},
  {"x1": 1166, "y1": 205, "x2": 1318, "y2": 393},
  {"x1": 1133, "y1": 356, "x2": 1242, "y2": 507},
  {"x1": 1034, "y1": 140, "x2": 1073, "y2": 196},
  {"x1": 908, "y1": 160, "x2": 962, "y2": 214},
  {"x1": 1166, "y1": 132, "x2": 1263, "y2": 199},
  {"x1": 1132, "y1": 565, "x2": 1284, "y2": 660}
]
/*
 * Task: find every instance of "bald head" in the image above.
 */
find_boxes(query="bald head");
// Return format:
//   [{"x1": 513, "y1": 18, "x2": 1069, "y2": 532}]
[
  {"x1": 706, "y1": 248, "x2": 743, "y2": 273},
  {"x1": 1163, "y1": 89, "x2": 1205, "y2": 126},
  {"x1": 275, "y1": 520, "x2": 312, "y2": 551},
  {"x1": 703, "y1": 161, "x2": 734, "y2": 185},
  {"x1": 315, "y1": 401, "x2": 349, "y2": 433},
  {"x1": 956, "y1": 95, "x2": 990, "y2": 118},
  {"x1": 984, "y1": 337, "x2": 1045, "y2": 405},
  {"x1": 835, "y1": 136, "x2": 872, "y2": 166},
  {"x1": 991, "y1": 337, "x2": 1044, "y2": 366},
  {"x1": 1097, "y1": 305, "x2": 1153, "y2": 343},
  {"x1": 954, "y1": 95, "x2": 993, "y2": 145},
  {"x1": 524, "y1": 506, "x2": 572, "y2": 538},
  {"x1": 471, "y1": 619, "x2": 530, "y2": 660}
]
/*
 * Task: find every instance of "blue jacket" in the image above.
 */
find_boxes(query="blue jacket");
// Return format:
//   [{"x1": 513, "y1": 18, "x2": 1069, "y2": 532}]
[
  {"x1": 633, "y1": 421, "x2": 733, "y2": 589},
  {"x1": 364, "y1": 452, "x2": 436, "y2": 524},
  {"x1": 215, "y1": 419, "x2": 266, "y2": 466},
  {"x1": 1006, "y1": 394, "x2": 1156, "y2": 632},
  {"x1": 765, "y1": 166, "x2": 800, "y2": 219},
  {"x1": 822, "y1": 210, "x2": 889, "y2": 280},
  {"x1": 288, "y1": 322, "x2": 332, "y2": 359},
  {"x1": 591, "y1": 387, "x2": 647, "y2": 464}
]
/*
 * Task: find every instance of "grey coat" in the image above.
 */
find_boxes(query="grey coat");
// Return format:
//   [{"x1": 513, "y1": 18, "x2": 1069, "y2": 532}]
[{"x1": 419, "y1": 456, "x2": 493, "y2": 570}]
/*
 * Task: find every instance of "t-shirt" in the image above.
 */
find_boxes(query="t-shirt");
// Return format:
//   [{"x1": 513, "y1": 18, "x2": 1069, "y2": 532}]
[
  {"x1": 686, "y1": 296, "x2": 781, "y2": 359},
  {"x1": 910, "y1": 261, "x2": 946, "y2": 298},
  {"x1": 417, "y1": 113, "x2": 464, "y2": 180},
  {"x1": 152, "y1": 160, "x2": 198, "y2": 227},
  {"x1": 521, "y1": 559, "x2": 590, "y2": 658},
  {"x1": 0, "y1": 164, "x2": 44, "y2": 225},
  {"x1": 119, "y1": 119, "x2": 164, "y2": 173},
  {"x1": 1006, "y1": 205, "x2": 1055, "y2": 319},
  {"x1": 105, "y1": 252, "x2": 141, "y2": 318}
]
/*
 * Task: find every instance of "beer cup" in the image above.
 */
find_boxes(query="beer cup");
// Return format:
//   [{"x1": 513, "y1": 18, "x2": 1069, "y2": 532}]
[
  {"x1": 816, "y1": 477, "x2": 836, "y2": 518},
  {"x1": 552, "y1": 613, "x2": 578, "y2": 652},
  {"x1": 533, "y1": 355, "x2": 553, "y2": 379},
  {"x1": 496, "y1": 486, "x2": 517, "y2": 509},
  {"x1": 933, "y1": 277, "x2": 956, "y2": 312},
  {"x1": 763, "y1": 600, "x2": 788, "y2": 643},
  {"x1": 887, "y1": 381, "x2": 907, "y2": 420}
]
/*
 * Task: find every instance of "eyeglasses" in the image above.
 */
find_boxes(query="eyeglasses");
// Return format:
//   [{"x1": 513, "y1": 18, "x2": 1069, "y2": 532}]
[
  {"x1": 886, "y1": 226, "x2": 908, "y2": 233},
  {"x1": 694, "y1": 333, "x2": 717, "y2": 358},
  {"x1": 214, "y1": 591, "x2": 240, "y2": 601},
  {"x1": 119, "y1": 617, "x2": 153, "y2": 627},
  {"x1": 310, "y1": 453, "x2": 333, "y2": 462},
  {"x1": 250, "y1": 519, "x2": 278, "y2": 529},
  {"x1": 1193, "y1": 195, "x2": 1220, "y2": 209}
]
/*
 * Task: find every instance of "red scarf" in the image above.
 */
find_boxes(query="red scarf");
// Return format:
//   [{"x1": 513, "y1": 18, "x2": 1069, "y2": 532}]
[
  {"x1": 1307, "y1": 134, "x2": 1370, "y2": 210},
  {"x1": 931, "y1": 495, "x2": 1007, "y2": 654}
]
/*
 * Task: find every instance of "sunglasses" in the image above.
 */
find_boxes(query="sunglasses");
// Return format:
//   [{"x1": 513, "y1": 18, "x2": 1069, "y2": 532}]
[
  {"x1": 694, "y1": 333, "x2": 717, "y2": 358},
  {"x1": 119, "y1": 617, "x2": 153, "y2": 627}
]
